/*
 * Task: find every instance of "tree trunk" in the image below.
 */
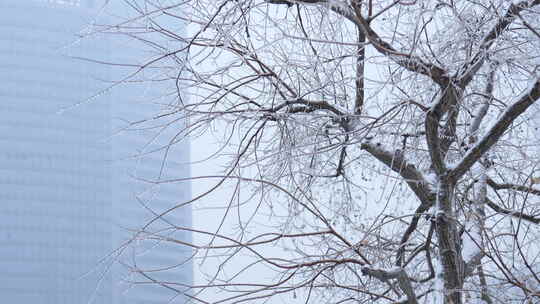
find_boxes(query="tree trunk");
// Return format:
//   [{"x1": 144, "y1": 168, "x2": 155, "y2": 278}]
[{"x1": 436, "y1": 176, "x2": 464, "y2": 304}]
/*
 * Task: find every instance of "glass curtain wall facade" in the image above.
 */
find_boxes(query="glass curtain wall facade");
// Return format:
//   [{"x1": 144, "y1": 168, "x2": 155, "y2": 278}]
[{"x1": 0, "y1": 1, "x2": 192, "y2": 303}]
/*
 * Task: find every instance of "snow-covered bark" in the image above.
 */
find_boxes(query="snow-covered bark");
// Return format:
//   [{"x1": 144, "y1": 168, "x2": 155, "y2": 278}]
[{"x1": 462, "y1": 166, "x2": 486, "y2": 270}]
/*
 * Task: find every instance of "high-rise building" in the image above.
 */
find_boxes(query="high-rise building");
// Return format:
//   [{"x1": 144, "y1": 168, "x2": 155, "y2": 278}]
[{"x1": 0, "y1": 1, "x2": 192, "y2": 303}]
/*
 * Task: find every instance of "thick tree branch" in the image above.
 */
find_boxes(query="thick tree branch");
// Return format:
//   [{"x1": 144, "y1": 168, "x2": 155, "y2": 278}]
[
  {"x1": 360, "y1": 142, "x2": 434, "y2": 206},
  {"x1": 425, "y1": 85, "x2": 461, "y2": 175},
  {"x1": 485, "y1": 197, "x2": 540, "y2": 224},
  {"x1": 450, "y1": 77, "x2": 540, "y2": 181},
  {"x1": 487, "y1": 178, "x2": 540, "y2": 196},
  {"x1": 361, "y1": 267, "x2": 418, "y2": 304},
  {"x1": 354, "y1": 27, "x2": 366, "y2": 115},
  {"x1": 360, "y1": 142, "x2": 437, "y2": 267},
  {"x1": 439, "y1": 107, "x2": 458, "y2": 161},
  {"x1": 468, "y1": 66, "x2": 497, "y2": 141},
  {"x1": 478, "y1": 264, "x2": 494, "y2": 304},
  {"x1": 269, "y1": 98, "x2": 348, "y2": 117}
]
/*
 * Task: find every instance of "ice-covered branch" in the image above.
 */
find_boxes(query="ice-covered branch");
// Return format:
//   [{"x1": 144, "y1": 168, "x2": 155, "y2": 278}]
[
  {"x1": 360, "y1": 142, "x2": 434, "y2": 206},
  {"x1": 361, "y1": 267, "x2": 418, "y2": 304},
  {"x1": 267, "y1": 0, "x2": 449, "y2": 86},
  {"x1": 468, "y1": 66, "x2": 497, "y2": 139},
  {"x1": 269, "y1": 98, "x2": 348, "y2": 117},
  {"x1": 487, "y1": 178, "x2": 540, "y2": 196},
  {"x1": 458, "y1": 0, "x2": 540, "y2": 86},
  {"x1": 352, "y1": 14, "x2": 449, "y2": 86},
  {"x1": 485, "y1": 198, "x2": 540, "y2": 224},
  {"x1": 265, "y1": 0, "x2": 359, "y2": 25},
  {"x1": 396, "y1": 205, "x2": 436, "y2": 267},
  {"x1": 450, "y1": 77, "x2": 540, "y2": 181}
]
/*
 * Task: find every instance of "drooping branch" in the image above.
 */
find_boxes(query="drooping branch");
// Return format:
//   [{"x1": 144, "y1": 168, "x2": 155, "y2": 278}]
[
  {"x1": 404, "y1": 222, "x2": 436, "y2": 282},
  {"x1": 396, "y1": 205, "x2": 435, "y2": 267}
]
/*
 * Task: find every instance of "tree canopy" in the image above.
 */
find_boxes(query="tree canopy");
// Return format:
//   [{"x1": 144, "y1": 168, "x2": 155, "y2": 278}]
[{"x1": 97, "y1": 1, "x2": 540, "y2": 303}]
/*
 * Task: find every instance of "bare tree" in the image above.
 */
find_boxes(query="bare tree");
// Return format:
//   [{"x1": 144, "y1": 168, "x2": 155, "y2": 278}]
[{"x1": 95, "y1": 0, "x2": 540, "y2": 303}]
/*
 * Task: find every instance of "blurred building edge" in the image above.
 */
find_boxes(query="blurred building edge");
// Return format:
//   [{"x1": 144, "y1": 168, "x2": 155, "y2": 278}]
[{"x1": 0, "y1": 1, "x2": 193, "y2": 304}]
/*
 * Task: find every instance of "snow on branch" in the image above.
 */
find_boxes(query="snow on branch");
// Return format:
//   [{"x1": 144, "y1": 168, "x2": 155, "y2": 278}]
[
  {"x1": 360, "y1": 142, "x2": 434, "y2": 206},
  {"x1": 359, "y1": 141, "x2": 438, "y2": 267}
]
